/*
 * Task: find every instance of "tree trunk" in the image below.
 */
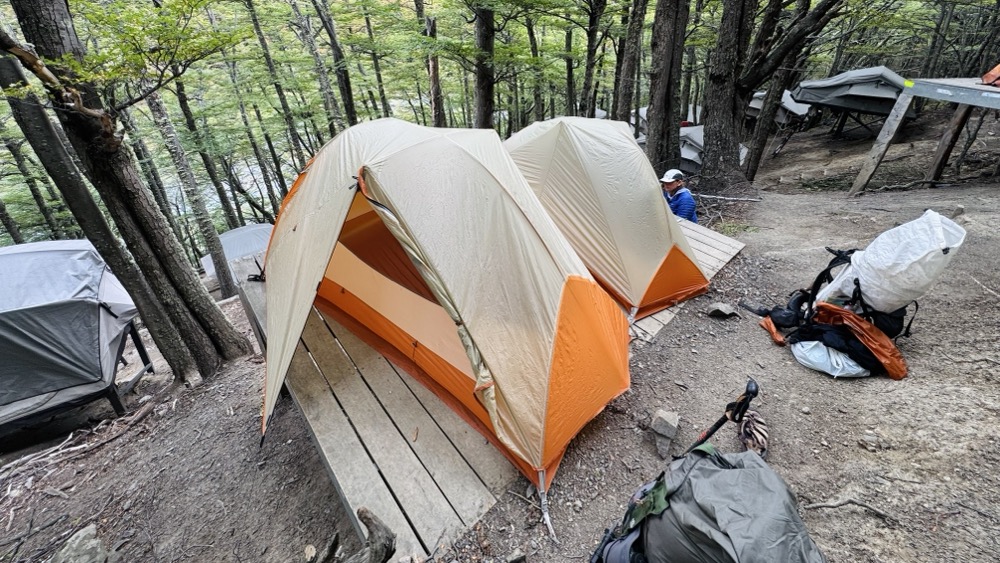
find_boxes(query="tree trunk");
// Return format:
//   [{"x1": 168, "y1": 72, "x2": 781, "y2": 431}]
[
  {"x1": 426, "y1": 17, "x2": 447, "y2": 127},
  {"x1": 245, "y1": 0, "x2": 307, "y2": 168},
  {"x1": 462, "y1": 72, "x2": 473, "y2": 126},
  {"x1": 254, "y1": 103, "x2": 290, "y2": 199},
  {"x1": 118, "y1": 107, "x2": 186, "y2": 246},
  {"x1": 0, "y1": 123, "x2": 65, "y2": 239},
  {"x1": 220, "y1": 155, "x2": 275, "y2": 223},
  {"x1": 578, "y1": 0, "x2": 608, "y2": 118},
  {"x1": 744, "y1": 66, "x2": 793, "y2": 180},
  {"x1": 290, "y1": 0, "x2": 341, "y2": 138},
  {"x1": 700, "y1": 0, "x2": 759, "y2": 192},
  {"x1": 0, "y1": 195, "x2": 24, "y2": 243},
  {"x1": 173, "y1": 76, "x2": 239, "y2": 230},
  {"x1": 146, "y1": 91, "x2": 238, "y2": 298},
  {"x1": 525, "y1": 17, "x2": 546, "y2": 122},
  {"x1": 615, "y1": 0, "x2": 650, "y2": 124},
  {"x1": 311, "y1": 0, "x2": 358, "y2": 126},
  {"x1": 3, "y1": 3, "x2": 251, "y2": 374},
  {"x1": 645, "y1": 0, "x2": 690, "y2": 174},
  {"x1": 473, "y1": 7, "x2": 496, "y2": 128},
  {"x1": 564, "y1": 22, "x2": 576, "y2": 115},
  {"x1": 224, "y1": 58, "x2": 281, "y2": 214},
  {"x1": 680, "y1": 0, "x2": 704, "y2": 124},
  {"x1": 0, "y1": 55, "x2": 201, "y2": 383},
  {"x1": 363, "y1": 13, "x2": 392, "y2": 118}
]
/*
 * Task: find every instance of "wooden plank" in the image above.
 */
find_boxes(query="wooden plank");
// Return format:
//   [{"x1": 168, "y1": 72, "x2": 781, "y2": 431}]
[
  {"x1": 320, "y1": 313, "x2": 497, "y2": 528},
  {"x1": 230, "y1": 253, "x2": 267, "y2": 350},
  {"x1": 649, "y1": 306, "x2": 678, "y2": 327},
  {"x1": 686, "y1": 241, "x2": 728, "y2": 276},
  {"x1": 923, "y1": 104, "x2": 973, "y2": 185},
  {"x1": 679, "y1": 221, "x2": 746, "y2": 254},
  {"x1": 283, "y1": 341, "x2": 418, "y2": 554},
  {"x1": 684, "y1": 234, "x2": 732, "y2": 262},
  {"x1": 848, "y1": 92, "x2": 914, "y2": 196},
  {"x1": 300, "y1": 311, "x2": 463, "y2": 555},
  {"x1": 394, "y1": 368, "x2": 518, "y2": 495}
]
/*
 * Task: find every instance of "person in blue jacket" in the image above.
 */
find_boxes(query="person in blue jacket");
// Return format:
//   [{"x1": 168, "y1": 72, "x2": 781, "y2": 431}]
[{"x1": 660, "y1": 169, "x2": 698, "y2": 224}]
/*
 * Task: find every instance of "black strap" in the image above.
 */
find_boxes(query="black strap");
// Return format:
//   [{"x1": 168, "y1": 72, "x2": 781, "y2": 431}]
[
  {"x1": 803, "y1": 247, "x2": 857, "y2": 323},
  {"x1": 897, "y1": 301, "x2": 919, "y2": 342}
]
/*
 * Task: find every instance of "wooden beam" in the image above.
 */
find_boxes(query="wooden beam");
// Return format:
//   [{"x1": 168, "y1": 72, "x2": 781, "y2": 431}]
[
  {"x1": 923, "y1": 104, "x2": 973, "y2": 187},
  {"x1": 847, "y1": 92, "x2": 914, "y2": 197}
]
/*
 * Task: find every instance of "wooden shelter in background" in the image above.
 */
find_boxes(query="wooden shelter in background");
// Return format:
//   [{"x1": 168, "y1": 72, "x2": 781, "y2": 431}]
[{"x1": 848, "y1": 75, "x2": 1000, "y2": 196}]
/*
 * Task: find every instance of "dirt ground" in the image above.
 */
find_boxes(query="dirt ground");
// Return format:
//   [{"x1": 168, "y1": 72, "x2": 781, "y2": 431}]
[{"x1": 3, "y1": 111, "x2": 1000, "y2": 563}]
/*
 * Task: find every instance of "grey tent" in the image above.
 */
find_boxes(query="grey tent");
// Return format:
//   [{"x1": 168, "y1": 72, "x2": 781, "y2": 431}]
[
  {"x1": 746, "y1": 90, "x2": 811, "y2": 125},
  {"x1": 0, "y1": 240, "x2": 149, "y2": 426},
  {"x1": 679, "y1": 126, "x2": 749, "y2": 174},
  {"x1": 200, "y1": 223, "x2": 273, "y2": 280},
  {"x1": 790, "y1": 66, "x2": 914, "y2": 117}
]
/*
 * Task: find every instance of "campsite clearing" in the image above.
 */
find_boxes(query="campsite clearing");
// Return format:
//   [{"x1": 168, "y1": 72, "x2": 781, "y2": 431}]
[{"x1": 1, "y1": 120, "x2": 999, "y2": 562}]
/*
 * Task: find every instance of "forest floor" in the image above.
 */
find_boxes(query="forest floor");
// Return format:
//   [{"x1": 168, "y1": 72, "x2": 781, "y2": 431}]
[{"x1": 2, "y1": 109, "x2": 1000, "y2": 563}]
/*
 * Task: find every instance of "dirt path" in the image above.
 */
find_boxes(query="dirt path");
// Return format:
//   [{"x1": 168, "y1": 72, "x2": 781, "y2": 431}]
[{"x1": 3, "y1": 132, "x2": 1000, "y2": 562}]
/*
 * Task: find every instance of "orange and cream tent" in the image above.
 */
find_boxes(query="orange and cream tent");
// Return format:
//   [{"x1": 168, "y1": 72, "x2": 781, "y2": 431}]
[
  {"x1": 262, "y1": 118, "x2": 629, "y2": 490},
  {"x1": 504, "y1": 117, "x2": 709, "y2": 319}
]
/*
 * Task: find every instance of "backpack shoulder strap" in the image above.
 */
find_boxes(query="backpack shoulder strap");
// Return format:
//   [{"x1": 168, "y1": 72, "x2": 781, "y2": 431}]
[{"x1": 804, "y1": 248, "x2": 856, "y2": 322}]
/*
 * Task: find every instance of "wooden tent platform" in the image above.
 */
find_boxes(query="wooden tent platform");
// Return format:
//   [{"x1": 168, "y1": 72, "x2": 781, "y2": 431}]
[
  {"x1": 229, "y1": 220, "x2": 742, "y2": 557},
  {"x1": 631, "y1": 220, "x2": 745, "y2": 343},
  {"x1": 231, "y1": 257, "x2": 517, "y2": 559}
]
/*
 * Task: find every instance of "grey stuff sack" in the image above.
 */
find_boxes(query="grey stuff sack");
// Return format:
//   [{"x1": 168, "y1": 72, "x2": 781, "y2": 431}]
[{"x1": 642, "y1": 447, "x2": 826, "y2": 563}]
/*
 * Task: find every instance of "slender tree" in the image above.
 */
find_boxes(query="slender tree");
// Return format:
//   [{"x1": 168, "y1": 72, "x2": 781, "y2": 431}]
[
  {"x1": 146, "y1": 90, "x2": 238, "y2": 298},
  {"x1": 614, "y1": 0, "x2": 650, "y2": 123},
  {"x1": 0, "y1": 194, "x2": 24, "y2": 243},
  {"x1": 310, "y1": 0, "x2": 359, "y2": 126},
  {"x1": 645, "y1": 0, "x2": 691, "y2": 173},
  {"x1": 473, "y1": 6, "x2": 496, "y2": 128},
  {"x1": 0, "y1": 121, "x2": 66, "y2": 239},
  {"x1": 244, "y1": 0, "x2": 307, "y2": 170}
]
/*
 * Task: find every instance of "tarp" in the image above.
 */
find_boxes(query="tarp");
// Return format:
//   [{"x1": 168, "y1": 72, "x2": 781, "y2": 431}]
[
  {"x1": 0, "y1": 240, "x2": 137, "y2": 426},
  {"x1": 504, "y1": 117, "x2": 708, "y2": 318},
  {"x1": 263, "y1": 118, "x2": 630, "y2": 486},
  {"x1": 790, "y1": 66, "x2": 915, "y2": 117},
  {"x1": 200, "y1": 223, "x2": 272, "y2": 279},
  {"x1": 679, "y1": 126, "x2": 749, "y2": 174},
  {"x1": 747, "y1": 90, "x2": 811, "y2": 125}
]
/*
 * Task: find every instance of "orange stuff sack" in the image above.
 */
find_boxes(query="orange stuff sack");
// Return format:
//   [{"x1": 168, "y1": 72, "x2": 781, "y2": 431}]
[
  {"x1": 813, "y1": 302, "x2": 908, "y2": 380},
  {"x1": 759, "y1": 316, "x2": 786, "y2": 346}
]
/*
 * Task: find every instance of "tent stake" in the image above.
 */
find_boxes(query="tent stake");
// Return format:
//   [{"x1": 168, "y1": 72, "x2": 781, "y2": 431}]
[{"x1": 537, "y1": 470, "x2": 559, "y2": 543}]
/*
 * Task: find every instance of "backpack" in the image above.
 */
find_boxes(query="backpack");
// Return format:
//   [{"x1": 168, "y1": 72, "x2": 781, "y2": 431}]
[
  {"x1": 591, "y1": 445, "x2": 827, "y2": 563},
  {"x1": 762, "y1": 248, "x2": 911, "y2": 379}
]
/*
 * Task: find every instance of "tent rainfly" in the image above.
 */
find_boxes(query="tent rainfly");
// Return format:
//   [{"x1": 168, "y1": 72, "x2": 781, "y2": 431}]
[
  {"x1": 263, "y1": 118, "x2": 629, "y2": 490},
  {"x1": 200, "y1": 223, "x2": 273, "y2": 279},
  {"x1": 790, "y1": 66, "x2": 915, "y2": 117},
  {"x1": 747, "y1": 90, "x2": 811, "y2": 125},
  {"x1": 0, "y1": 240, "x2": 139, "y2": 426},
  {"x1": 678, "y1": 125, "x2": 749, "y2": 174},
  {"x1": 504, "y1": 117, "x2": 709, "y2": 319}
]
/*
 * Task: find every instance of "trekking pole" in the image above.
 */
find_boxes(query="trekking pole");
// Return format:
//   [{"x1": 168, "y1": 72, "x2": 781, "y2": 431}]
[{"x1": 682, "y1": 377, "x2": 759, "y2": 456}]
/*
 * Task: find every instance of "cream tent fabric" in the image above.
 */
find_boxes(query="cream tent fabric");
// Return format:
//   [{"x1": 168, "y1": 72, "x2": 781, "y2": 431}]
[
  {"x1": 263, "y1": 118, "x2": 629, "y2": 485},
  {"x1": 504, "y1": 117, "x2": 709, "y2": 318}
]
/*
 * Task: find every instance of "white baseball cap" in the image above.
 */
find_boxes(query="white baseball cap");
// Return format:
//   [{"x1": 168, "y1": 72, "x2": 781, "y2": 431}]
[{"x1": 659, "y1": 169, "x2": 685, "y2": 183}]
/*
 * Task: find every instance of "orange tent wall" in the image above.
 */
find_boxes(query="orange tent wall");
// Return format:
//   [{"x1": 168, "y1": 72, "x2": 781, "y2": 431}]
[
  {"x1": 543, "y1": 276, "x2": 630, "y2": 467},
  {"x1": 635, "y1": 245, "x2": 709, "y2": 318}
]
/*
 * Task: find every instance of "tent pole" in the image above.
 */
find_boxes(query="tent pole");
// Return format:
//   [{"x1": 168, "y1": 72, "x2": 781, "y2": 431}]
[{"x1": 538, "y1": 470, "x2": 559, "y2": 543}]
